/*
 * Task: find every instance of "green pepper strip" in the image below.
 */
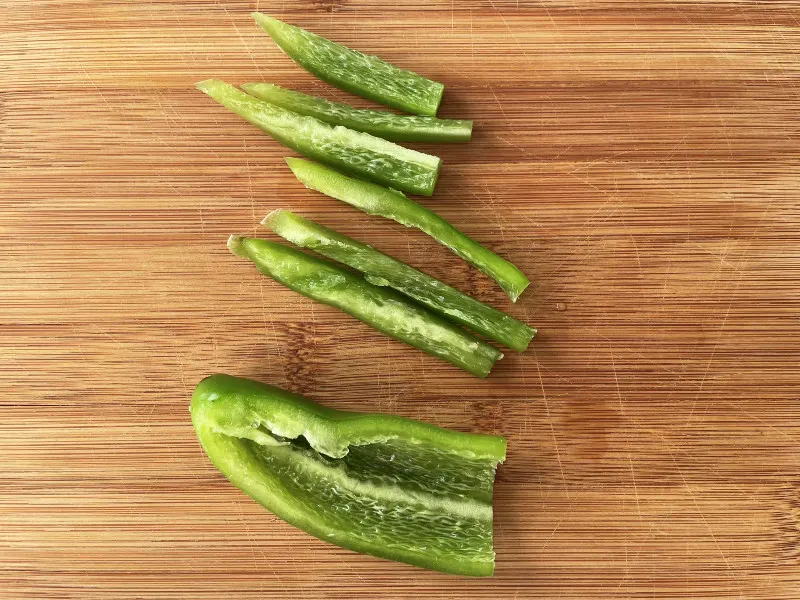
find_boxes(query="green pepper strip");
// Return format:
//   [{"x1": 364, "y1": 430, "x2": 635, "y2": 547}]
[
  {"x1": 228, "y1": 236, "x2": 502, "y2": 377},
  {"x1": 252, "y1": 13, "x2": 444, "y2": 117},
  {"x1": 196, "y1": 79, "x2": 441, "y2": 196},
  {"x1": 192, "y1": 375, "x2": 506, "y2": 576},
  {"x1": 263, "y1": 210, "x2": 535, "y2": 352},
  {"x1": 286, "y1": 158, "x2": 531, "y2": 302},
  {"x1": 241, "y1": 83, "x2": 472, "y2": 143}
]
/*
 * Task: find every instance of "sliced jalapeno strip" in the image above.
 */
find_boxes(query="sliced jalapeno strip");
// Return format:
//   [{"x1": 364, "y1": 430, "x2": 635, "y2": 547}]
[
  {"x1": 286, "y1": 158, "x2": 530, "y2": 301},
  {"x1": 197, "y1": 79, "x2": 441, "y2": 196},
  {"x1": 228, "y1": 235, "x2": 503, "y2": 377},
  {"x1": 253, "y1": 13, "x2": 444, "y2": 116},
  {"x1": 241, "y1": 83, "x2": 471, "y2": 143},
  {"x1": 263, "y1": 210, "x2": 534, "y2": 351}
]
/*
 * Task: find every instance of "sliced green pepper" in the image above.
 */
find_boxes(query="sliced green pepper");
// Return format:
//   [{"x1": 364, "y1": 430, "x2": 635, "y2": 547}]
[
  {"x1": 263, "y1": 210, "x2": 535, "y2": 352},
  {"x1": 286, "y1": 158, "x2": 531, "y2": 301},
  {"x1": 228, "y1": 235, "x2": 502, "y2": 377},
  {"x1": 196, "y1": 80, "x2": 441, "y2": 196},
  {"x1": 192, "y1": 374, "x2": 506, "y2": 576},
  {"x1": 252, "y1": 13, "x2": 444, "y2": 117},
  {"x1": 241, "y1": 83, "x2": 472, "y2": 143}
]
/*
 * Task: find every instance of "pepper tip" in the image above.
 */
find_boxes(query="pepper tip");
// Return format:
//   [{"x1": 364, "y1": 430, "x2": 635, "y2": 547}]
[
  {"x1": 195, "y1": 78, "x2": 224, "y2": 95},
  {"x1": 227, "y1": 234, "x2": 249, "y2": 258},
  {"x1": 251, "y1": 12, "x2": 274, "y2": 29},
  {"x1": 260, "y1": 210, "x2": 283, "y2": 228}
]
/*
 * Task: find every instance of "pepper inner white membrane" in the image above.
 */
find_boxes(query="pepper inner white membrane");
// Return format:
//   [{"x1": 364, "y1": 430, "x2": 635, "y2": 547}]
[{"x1": 236, "y1": 431, "x2": 498, "y2": 566}]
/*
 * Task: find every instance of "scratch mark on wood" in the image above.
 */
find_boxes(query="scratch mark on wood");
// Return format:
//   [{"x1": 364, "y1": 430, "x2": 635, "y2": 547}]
[{"x1": 535, "y1": 350, "x2": 570, "y2": 504}]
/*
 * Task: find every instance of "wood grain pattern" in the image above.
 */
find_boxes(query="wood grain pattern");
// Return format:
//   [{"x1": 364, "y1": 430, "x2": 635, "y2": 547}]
[{"x1": 2, "y1": 1, "x2": 799, "y2": 598}]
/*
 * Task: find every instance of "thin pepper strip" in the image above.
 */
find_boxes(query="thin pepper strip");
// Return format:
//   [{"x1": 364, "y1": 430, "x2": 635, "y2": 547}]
[
  {"x1": 252, "y1": 13, "x2": 444, "y2": 116},
  {"x1": 192, "y1": 374, "x2": 506, "y2": 576},
  {"x1": 263, "y1": 210, "x2": 535, "y2": 352},
  {"x1": 197, "y1": 79, "x2": 441, "y2": 196},
  {"x1": 228, "y1": 235, "x2": 502, "y2": 377},
  {"x1": 241, "y1": 83, "x2": 472, "y2": 143},
  {"x1": 286, "y1": 158, "x2": 530, "y2": 302}
]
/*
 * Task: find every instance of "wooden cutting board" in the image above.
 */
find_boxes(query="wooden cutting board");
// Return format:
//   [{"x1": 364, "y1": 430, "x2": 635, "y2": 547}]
[{"x1": 3, "y1": 1, "x2": 799, "y2": 598}]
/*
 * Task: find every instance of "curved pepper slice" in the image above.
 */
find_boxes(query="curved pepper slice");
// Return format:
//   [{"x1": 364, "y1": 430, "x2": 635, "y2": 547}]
[
  {"x1": 228, "y1": 235, "x2": 503, "y2": 377},
  {"x1": 286, "y1": 158, "x2": 531, "y2": 302},
  {"x1": 241, "y1": 83, "x2": 472, "y2": 143},
  {"x1": 253, "y1": 13, "x2": 444, "y2": 116},
  {"x1": 191, "y1": 375, "x2": 506, "y2": 576},
  {"x1": 263, "y1": 210, "x2": 535, "y2": 352},
  {"x1": 196, "y1": 79, "x2": 441, "y2": 196}
]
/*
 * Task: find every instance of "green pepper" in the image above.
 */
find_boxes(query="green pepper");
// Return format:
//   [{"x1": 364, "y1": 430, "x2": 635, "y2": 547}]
[
  {"x1": 196, "y1": 79, "x2": 441, "y2": 196},
  {"x1": 286, "y1": 158, "x2": 531, "y2": 301},
  {"x1": 228, "y1": 235, "x2": 502, "y2": 377},
  {"x1": 240, "y1": 83, "x2": 472, "y2": 143},
  {"x1": 191, "y1": 374, "x2": 506, "y2": 576},
  {"x1": 263, "y1": 210, "x2": 535, "y2": 352},
  {"x1": 252, "y1": 13, "x2": 444, "y2": 117}
]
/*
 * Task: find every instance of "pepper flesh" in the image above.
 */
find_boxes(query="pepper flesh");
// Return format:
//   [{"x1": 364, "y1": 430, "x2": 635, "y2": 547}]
[
  {"x1": 264, "y1": 210, "x2": 535, "y2": 352},
  {"x1": 191, "y1": 374, "x2": 506, "y2": 576},
  {"x1": 228, "y1": 235, "x2": 502, "y2": 377},
  {"x1": 241, "y1": 83, "x2": 472, "y2": 143},
  {"x1": 252, "y1": 13, "x2": 444, "y2": 116},
  {"x1": 286, "y1": 158, "x2": 531, "y2": 301},
  {"x1": 196, "y1": 79, "x2": 441, "y2": 196}
]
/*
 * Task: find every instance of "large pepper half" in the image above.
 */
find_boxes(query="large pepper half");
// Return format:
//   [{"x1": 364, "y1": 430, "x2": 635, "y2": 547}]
[{"x1": 191, "y1": 374, "x2": 507, "y2": 576}]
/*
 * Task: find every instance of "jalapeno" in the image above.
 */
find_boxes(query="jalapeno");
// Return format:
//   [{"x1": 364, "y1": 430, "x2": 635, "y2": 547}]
[
  {"x1": 253, "y1": 13, "x2": 444, "y2": 116},
  {"x1": 241, "y1": 83, "x2": 471, "y2": 142},
  {"x1": 286, "y1": 158, "x2": 530, "y2": 301},
  {"x1": 197, "y1": 79, "x2": 441, "y2": 196},
  {"x1": 264, "y1": 210, "x2": 534, "y2": 351},
  {"x1": 228, "y1": 235, "x2": 503, "y2": 377},
  {"x1": 192, "y1": 375, "x2": 506, "y2": 575}
]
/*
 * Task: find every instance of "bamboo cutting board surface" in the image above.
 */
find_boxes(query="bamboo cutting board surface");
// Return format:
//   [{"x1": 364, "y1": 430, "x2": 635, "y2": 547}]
[{"x1": 3, "y1": 1, "x2": 800, "y2": 598}]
